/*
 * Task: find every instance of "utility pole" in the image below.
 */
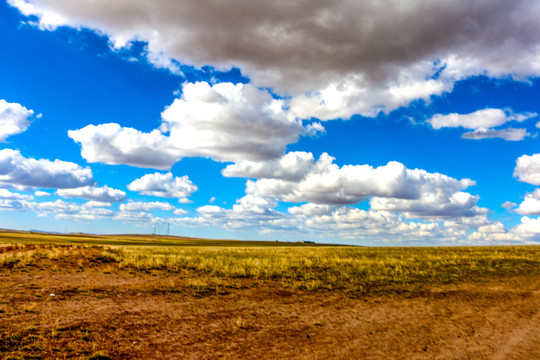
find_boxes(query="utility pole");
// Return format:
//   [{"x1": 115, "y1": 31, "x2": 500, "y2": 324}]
[{"x1": 167, "y1": 223, "x2": 170, "y2": 236}]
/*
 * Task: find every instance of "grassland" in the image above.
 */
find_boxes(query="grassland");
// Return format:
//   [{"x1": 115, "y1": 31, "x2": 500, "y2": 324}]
[{"x1": 0, "y1": 230, "x2": 538, "y2": 359}]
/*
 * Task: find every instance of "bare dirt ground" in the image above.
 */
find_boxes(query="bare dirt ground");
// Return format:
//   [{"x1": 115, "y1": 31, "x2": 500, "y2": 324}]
[{"x1": 1, "y1": 252, "x2": 539, "y2": 360}]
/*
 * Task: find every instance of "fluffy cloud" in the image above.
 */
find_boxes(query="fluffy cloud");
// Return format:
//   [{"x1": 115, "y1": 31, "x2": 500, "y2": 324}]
[
  {"x1": 55, "y1": 207, "x2": 114, "y2": 221},
  {"x1": 512, "y1": 216, "x2": 540, "y2": 239},
  {"x1": 0, "y1": 99, "x2": 36, "y2": 142},
  {"x1": 114, "y1": 201, "x2": 177, "y2": 225},
  {"x1": 427, "y1": 109, "x2": 536, "y2": 141},
  {"x1": 501, "y1": 201, "x2": 517, "y2": 211},
  {"x1": 0, "y1": 188, "x2": 33, "y2": 200},
  {"x1": 370, "y1": 191, "x2": 487, "y2": 219},
  {"x1": 68, "y1": 123, "x2": 177, "y2": 170},
  {"x1": 56, "y1": 185, "x2": 126, "y2": 202},
  {"x1": 119, "y1": 200, "x2": 175, "y2": 212},
  {"x1": 231, "y1": 194, "x2": 280, "y2": 218},
  {"x1": 113, "y1": 210, "x2": 162, "y2": 224},
  {"x1": 27, "y1": 199, "x2": 113, "y2": 221},
  {"x1": 34, "y1": 190, "x2": 51, "y2": 197},
  {"x1": 127, "y1": 172, "x2": 197, "y2": 202},
  {"x1": 243, "y1": 153, "x2": 478, "y2": 219},
  {"x1": 0, "y1": 199, "x2": 26, "y2": 211},
  {"x1": 300, "y1": 207, "x2": 447, "y2": 241},
  {"x1": 466, "y1": 216, "x2": 540, "y2": 244},
  {"x1": 170, "y1": 193, "x2": 285, "y2": 231},
  {"x1": 172, "y1": 199, "x2": 523, "y2": 243},
  {"x1": 172, "y1": 200, "x2": 466, "y2": 243},
  {"x1": 198, "y1": 195, "x2": 280, "y2": 221},
  {"x1": 222, "y1": 151, "x2": 314, "y2": 181},
  {"x1": 428, "y1": 109, "x2": 535, "y2": 130},
  {"x1": 167, "y1": 190, "x2": 513, "y2": 243},
  {"x1": 466, "y1": 223, "x2": 520, "y2": 244},
  {"x1": 461, "y1": 128, "x2": 530, "y2": 141},
  {"x1": 83, "y1": 201, "x2": 112, "y2": 208},
  {"x1": 515, "y1": 189, "x2": 540, "y2": 215},
  {"x1": 443, "y1": 215, "x2": 492, "y2": 230},
  {"x1": 289, "y1": 72, "x2": 450, "y2": 120},
  {"x1": 10, "y1": 0, "x2": 540, "y2": 119},
  {"x1": 511, "y1": 155, "x2": 540, "y2": 215},
  {"x1": 466, "y1": 216, "x2": 540, "y2": 243},
  {"x1": 173, "y1": 208, "x2": 188, "y2": 216},
  {"x1": 288, "y1": 203, "x2": 337, "y2": 217},
  {"x1": 69, "y1": 82, "x2": 307, "y2": 168},
  {"x1": 513, "y1": 154, "x2": 540, "y2": 185},
  {"x1": 161, "y1": 82, "x2": 304, "y2": 162},
  {"x1": 0, "y1": 196, "x2": 175, "y2": 222},
  {"x1": 171, "y1": 151, "x2": 485, "y2": 239},
  {"x1": 0, "y1": 149, "x2": 94, "y2": 189}
]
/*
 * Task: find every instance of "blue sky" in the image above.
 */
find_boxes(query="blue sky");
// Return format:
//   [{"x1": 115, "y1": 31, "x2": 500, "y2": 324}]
[{"x1": 1, "y1": 0, "x2": 540, "y2": 245}]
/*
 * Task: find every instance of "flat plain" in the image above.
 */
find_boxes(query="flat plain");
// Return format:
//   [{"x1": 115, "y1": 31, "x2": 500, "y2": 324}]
[{"x1": 0, "y1": 230, "x2": 538, "y2": 359}]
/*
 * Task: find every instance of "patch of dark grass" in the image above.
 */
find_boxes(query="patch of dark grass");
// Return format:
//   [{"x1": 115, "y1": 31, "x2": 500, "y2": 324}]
[{"x1": 88, "y1": 354, "x2": 112, "y2": 360}]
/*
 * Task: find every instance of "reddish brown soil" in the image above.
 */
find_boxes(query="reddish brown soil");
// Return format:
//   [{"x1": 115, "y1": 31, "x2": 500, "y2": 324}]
[{"x1": 0, "y1": 254, "x2": 538, "y2": 359}]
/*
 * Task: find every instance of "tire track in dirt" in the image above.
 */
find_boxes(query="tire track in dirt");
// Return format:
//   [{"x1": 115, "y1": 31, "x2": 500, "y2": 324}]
[{"x1": 492, "y1": 290, "x2": 540, "y2": 360}]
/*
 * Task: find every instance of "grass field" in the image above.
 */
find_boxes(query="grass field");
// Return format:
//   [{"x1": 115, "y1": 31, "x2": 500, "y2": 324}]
[{"x1": 0, "y1": 230, "x2": 539, "y2": 359}]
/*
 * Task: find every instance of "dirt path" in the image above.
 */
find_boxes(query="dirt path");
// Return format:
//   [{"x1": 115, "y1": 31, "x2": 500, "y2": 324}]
[
  {"x1": 491, "y1": 289, "x2": 540, "y2": 360},
  {"x1": 1, "y1": 265, "x2": 539, "y2": 359}
]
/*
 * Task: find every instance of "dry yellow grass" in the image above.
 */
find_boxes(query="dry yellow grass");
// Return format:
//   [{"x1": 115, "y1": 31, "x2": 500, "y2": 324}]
[
  {"x1": 2, "y1": 238, "x2": 537, "y2": 293},
  {"x1": 103, "y1": 245, "x2": 539, "y2": 293}
]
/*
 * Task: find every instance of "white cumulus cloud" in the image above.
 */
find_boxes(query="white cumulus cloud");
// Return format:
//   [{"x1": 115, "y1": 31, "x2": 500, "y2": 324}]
[
  {"x1": 172, "y1": 200, "x2": 468, "y2": 243},
  {"x1": 461, "y1": 128, "x2": 531, "y2": 141},
  {"x1": 515, "y1": 189, "x2": 540, "y2": 215},
  {"x1": 83, "y1": 201, "x2": 112, "y2": 208},
  {"x1": 56, "y1": 185, "x2": 126, "y2": 202},
  {"x1": 222, "y1": 151, "x2": 315, "y2": 181},
  {"x1": 161, "y1": 82, "x2": 304, "y2": 162},
  {"x1": 245, "y1": 153, "x2": 478, "y2": 217},
  {"x1": 514, "y1": 154, "x2": 540, "y2": 185},
  {"x1": 127, "y1": 172, "x2": 197, "y2": 203},
  {"x1": 9, "y1": 0, "x2": 540, "y2": 120},
  {"x1": 113, "y1": 210, "x2": 162, "y2": 224},
  {"x1": 171, "y1": 151, "x2": 484, "y2": 238},
  {"x1": 0, "y1": 188, "x2": 33, "y2": 200},
  {"x1": 0, "y1": 149, "x2": 94, "y2": 189},
  {"x1": 0, "y1": 99, "x2": 37, "y2": 142},
  {"x1": 428, "y1": 109, "x2": 535, "y2": 130},
  {"x1": 428, "y1": 109, "x2": 536, "y2": 141},
  {"x1": 69, "y1": 82, "x2": 307, "y2": 168},
  {"x1": 505, "y1": 216, "x2": 540, "y2": 243},
  {"x1": 369, "y1": 191, "x2": 487, "y2": 218},
  {"x1": 119, "y1": 200, "x2": 175, "y2": 212},
  {"x1": 30, "y1": 199, "x2": 113, "y2": 221},
  {"x1": 288, "y1": 203, "x2": 337, "y2": 217},
  {"x1": 68, "y1": 123, "x2": 177, "y2": 170},
  {"x1": 34, "y1": 190, "x2": 51, "y2": 197}
]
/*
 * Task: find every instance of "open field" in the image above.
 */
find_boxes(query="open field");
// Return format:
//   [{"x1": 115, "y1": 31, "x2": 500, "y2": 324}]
[
  {"x1": 0, "y1": 229, "x2": 325, "y2": 247},
  {"x1": 0, "y1": 231, "x2": 539, "y2": 359}
]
